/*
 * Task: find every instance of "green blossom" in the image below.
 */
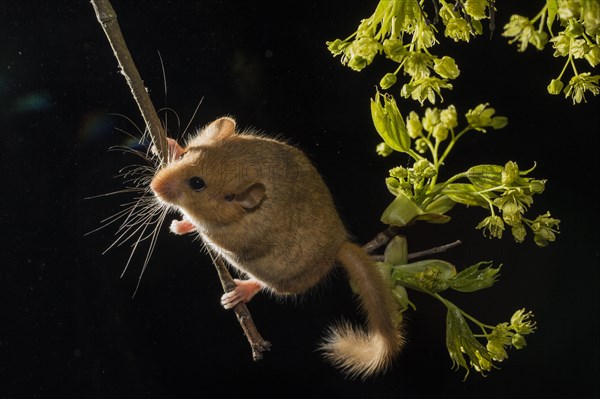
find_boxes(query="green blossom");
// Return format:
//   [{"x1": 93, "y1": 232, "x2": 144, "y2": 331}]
[
  {"x1": 445, "y1": 17, "x2": 472, "y2": 42},
  {"x1": 511, "y1": 223, "x2": 527, "y2": 243},
  {"x1": 502, "y1": 15, "x2": 535, "y2": 52},
  {"x1": 465, "y1": 103, "x2": 508, "y2": 131},
  {"x1": 433, "y1": 124, "x2": 449, "y2": 142},
  {"x1": 501, "y1": 161, "x2": 520, "y2": 185},
  {"x1": 558, "y1": 0, "x2": 581, "y2": 20},
  {"x1": 564, "y1": 72, "x2": 600, "y2": 104},
  {"x1": 550, "y1": 33, "x2": 571, "y2": 57},
  {"x1": 406, "y1": 111, "x2": 423, "y2": 139},
  {"x1": 434, "y1": 56, "x2": 461, "y2": 79},
  {"x1": 510, "y1": 309, "x2": 537, "y2": 335},
  {"x1": 465, "y1": 0, "x2": 490, "y2": 20},
  {"x1": 401, "y1": 77, "x2": 453, "y2": 105},
  {"x1": 585, "y1": 45, "x2": 600, "y2": 67},
  {"x1": 477, "y1": 215, "x2": 505, "y2": 239},
  {"x1": 382, "y1": 38, "x2": 407, "y2": 62},
  {"x1": 422, "y1": 107, "x2": 440, "y2": 133},
  {"x1": 529, "y1": 31, "x2": 549, "y2": 50},
  {"x1": 414, "y1": 21, "x2": 437, "y2": 49},
  {"x1": 413, "y1": 159, "x2": 436, "y2": 179},
  {"x1": 403, "y1": 51, "x2": 433, "y2": 79},
  {"x1": 531, "y1": 212, "x2": 561, "y2": 247},
  {"x1": 570, "y1": 38, "x2": 590, "y2": 59},
  {"x1": 486, "y1": 323, "x2": 512, "y2": 361},
  {"x1": 342, "y1": 36, "x2": 383, "y2": 71},
  {"x1": 582, "y1": 0, "x2": 600, "y2": 36}
]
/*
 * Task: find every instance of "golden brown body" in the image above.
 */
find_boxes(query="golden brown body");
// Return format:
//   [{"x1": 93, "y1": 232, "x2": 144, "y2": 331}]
[{"x1": 151, "y1": 117, "x2": 403, "y2": 378}]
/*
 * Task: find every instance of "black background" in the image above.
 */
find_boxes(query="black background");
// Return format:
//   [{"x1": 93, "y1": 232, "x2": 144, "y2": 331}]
[{"x1": 2, "y1": 1, "x2": 599, "y2": 398}]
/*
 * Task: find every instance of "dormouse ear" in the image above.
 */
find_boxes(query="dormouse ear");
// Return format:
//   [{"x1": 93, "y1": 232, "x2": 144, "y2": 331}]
[
  {"x1": 232, "y1": 182, "x2": 266, "y2": 210},
  {"x1": 167, "y1": 137, "x2": 185, "y2": 160},
  {"x1": 202, "y1": 117, "x2": 236, "y2": 142}
]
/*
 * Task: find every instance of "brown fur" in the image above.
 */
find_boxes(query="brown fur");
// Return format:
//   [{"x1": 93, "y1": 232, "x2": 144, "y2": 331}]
[{"x1": 150, "y1": 117, "x2": 404, "y2": 377}]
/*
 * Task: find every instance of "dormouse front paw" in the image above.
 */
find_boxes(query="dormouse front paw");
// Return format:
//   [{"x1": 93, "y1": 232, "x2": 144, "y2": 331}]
[
  {"x1": 169, "y1": 219, "x2": 197, "y2": 235},
  {"x1": 220, "y1": 279, "x2": 263, "y2": 309}
]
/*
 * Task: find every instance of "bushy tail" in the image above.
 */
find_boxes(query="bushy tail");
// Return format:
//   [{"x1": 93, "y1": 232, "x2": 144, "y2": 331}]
[{"x1": 321, "y1": 241, "x2": 404, "y2": 379}]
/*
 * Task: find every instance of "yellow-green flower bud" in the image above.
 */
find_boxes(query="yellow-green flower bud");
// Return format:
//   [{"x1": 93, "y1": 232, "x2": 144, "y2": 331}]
[
  {"x1": 422, "y1": 107, "x2": 440, "y2": 133},
  {"x1": 415, "y1": 138, "x2": 428, "y2": 154},
  {"x1": 390, "y1": 166, "x2": 408, "y2": 179},
  {"x1": 326, "y1": 39, "x2": 347, "y2": 56},
  {"x1": 547, "y1": 78, "x2": 564, "y2": 95},
  {"x1": 406, "y1": 111, "x2": 422, "y2": 139},
  {"x1": 502, "y1": 161, "x2": 519, "y2": 185},
  {"x1": 440, "y1": 105, "x2": 458, "y2": 129},
  {"x1": 433, "y1": 124, "x2": 449, "y2": 142},
  {"x1": 379, "y1": 73, "x2": 397, "y2": 90},
  {"x1": 585, "y1": 45, "x2": 600, "y2": 67},
  {"x1": 565, "y1": 20, "x2": 584, "y2": 37},
  {"x1": 376, "y1": 142, "x2": 393, "y2": 157},
  {"x1": 511, "y1": 224, "x2": 527, "y2": 243},
  {"x1": 383, "y1": 38, "x2": 407, "y2": 62},
  {"x1": 386, "y1": 177, "x2": 400, "y2": 189},
  {"x1": 433, "y1": 56, "x2": 460, "y2": 79}
]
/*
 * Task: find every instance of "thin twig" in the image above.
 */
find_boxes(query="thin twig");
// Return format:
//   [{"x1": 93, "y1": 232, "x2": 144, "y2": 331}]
[
  {"x1": 90, "y1": 0, "x2": 270, "y2": 360},
  {"x1": 208, "y1": 250, "x2": 272, "y2": 360},
  {"x1": 407, "y1": 240, "x2": 462, "y2": 260},
  {"x1": 91, "y1": 0, "x2": 168, "y2": 164},
  {"x1": 362, "y1": 226, "x2": 400, "y2": 254}
]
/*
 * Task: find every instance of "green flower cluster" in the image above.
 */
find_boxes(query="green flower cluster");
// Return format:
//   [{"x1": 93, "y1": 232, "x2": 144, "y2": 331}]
[
  {"x1": 503, "y1": 0, "x2": 600, "y2": 104},
  {"x1": 376, "y1": 236, "x2": 536, "y2": 377},
  {"x1": 327, "y1": 0, "x2": 496, "y2": 104},
  {"x1": 372, "y1": 98, "x2": 559, "y2": 246}
]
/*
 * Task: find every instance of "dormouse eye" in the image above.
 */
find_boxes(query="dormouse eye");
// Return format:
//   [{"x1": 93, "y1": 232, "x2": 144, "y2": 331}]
[
  {"x1": 178, "y1": 152, "x2": 187, "y2": 160},
  {"x1": 188, "y1": 177, "x2": 206, "y2": 191}
]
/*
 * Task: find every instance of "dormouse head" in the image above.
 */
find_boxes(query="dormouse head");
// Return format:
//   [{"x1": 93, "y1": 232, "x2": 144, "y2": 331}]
[{"x1": 150, "y1": 117, "x2": 266, "y2": 227}]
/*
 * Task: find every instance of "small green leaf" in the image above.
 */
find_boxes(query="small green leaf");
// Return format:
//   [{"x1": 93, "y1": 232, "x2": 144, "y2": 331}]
[
  {"x1": 371, "y1": 91, "x2": 411, "y2": 153},
  {"x1": 546, "y1": 0, "x2": 558, "y2": 35},
  {"x1": 446, "y1": 302, "x2": 494, "y2": 377},
  {"x1": 423, "y1": 194, "x2": 456, "y2": 215},
  {"x1": 466, "y1": 164, "x2": 504, "y2": 189},
  {"x1": 448, "y1": 261, "x2": 501, "y2": 292},
  {"x1": 412, "y1": 212, "x2": 452, "y2": 224},
  {"x1": 381, "y1": 191, "x2": 424, "y2": 226},
  {"x1": 391, "y1": 284, "x2": 412, "y2": 312},
  {"x1": 384, "y1": 235, "x2": 408, "y2": 265},
  {"x1": 444, "y1": 183, "x2": 490, "y2": 207}
]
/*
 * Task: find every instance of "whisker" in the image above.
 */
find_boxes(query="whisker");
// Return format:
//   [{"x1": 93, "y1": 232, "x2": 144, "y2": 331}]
[{"x1": 132, "y1": 206, "x2": 169, "y2": 297}]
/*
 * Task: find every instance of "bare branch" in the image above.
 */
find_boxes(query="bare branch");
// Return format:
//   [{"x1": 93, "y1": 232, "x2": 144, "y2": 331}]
[
  {"x1": 362, "y1": 226, "x2": 400, "y2": 254},
  {"x1": 208, "y1": 251, "x2": 272, "y2": 360},
  {"x1": 407, "y1": 240, "x2": 462, "y2": 260},
  {"x1": 90, "y1": 0, "x2": 168, "y2": 164},
  {"x1": 90, "y1": 0, "x2": 269, "y2": 360}
]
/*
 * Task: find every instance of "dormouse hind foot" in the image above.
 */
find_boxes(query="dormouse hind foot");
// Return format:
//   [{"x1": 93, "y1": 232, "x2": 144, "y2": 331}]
[
  {"x1": 221, "y1": 279, "x2": 263, "y2": 309},
  {"x1": 170, "y1": 219, "x2": 196, "y2": 235}
]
